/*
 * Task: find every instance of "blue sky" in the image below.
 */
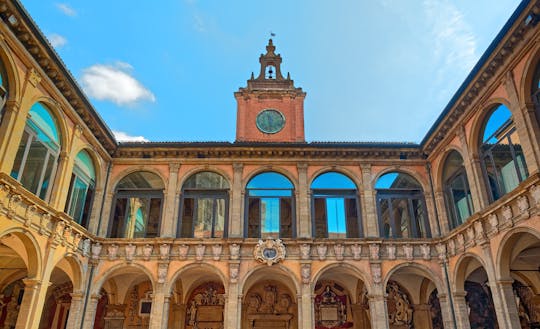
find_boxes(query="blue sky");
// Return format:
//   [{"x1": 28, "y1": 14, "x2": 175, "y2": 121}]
[{"x1": 22, "y1": 0, "x2": 521, "y2": 142}]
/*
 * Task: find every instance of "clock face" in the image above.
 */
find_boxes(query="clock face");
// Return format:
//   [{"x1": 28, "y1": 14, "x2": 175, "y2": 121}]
[{"x1": 256, "y1": 109, "x2": 285, "y2": 134}]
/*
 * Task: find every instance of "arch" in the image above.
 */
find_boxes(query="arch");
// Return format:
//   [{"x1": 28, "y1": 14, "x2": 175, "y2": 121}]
[
  {"x1": 91, "y1": 262, "x2": 155, "y2": 296},
  {"x1": 51, "y1": 253, "x2": 85, "y2": 293},
  {"x1": 372, "y1": 166, "x2": 429, "y2": 193},
  {"x1": 177, "y1": 166, "x2": 232, "y2": 192},
  {"x1": 434, "y1": 146, "x2": 466, "y2": 189},
  {"x1": 0, "y1": 228, "x2": 42, "y2": 279},
  {"x1": 518, "y1": 41, "x2": 540, "y2": 108},
  {"x1": 312, "y1": 262, "x2": 373, "y2": 297},
  {"x1": 240, "y1": 263, "x2": 301, "y2": 298},
  {"x1": 24, "y1": 96, "x2": 70, "y2": 152},
  {"x1": 69, "y1": 144, "x2": 104, "y2": 188},
  {"x1": 496, "y1": 226, "x2": 540, "y2": 280},
  {"x1": 0, "y1": 42, "x2": 21, "y2": 106},
  {"x1": 453, "y1": 252, "x2": 488, "y2": 292},
  {"x1": 109, "y1": 166, "x2": 167, "y2": 191},
  {"x1": 166, "y1": 262, "x2": 227, "y2": 301},
  {"x1": 308, "y1": 166, "x2": 362, "y2": 190},
  {"x1": 243, "y1": 166, "x2": 298, "y2": 190},
  {"x1": 383, "y1": 262, "x2": 445, "y2": 297}
]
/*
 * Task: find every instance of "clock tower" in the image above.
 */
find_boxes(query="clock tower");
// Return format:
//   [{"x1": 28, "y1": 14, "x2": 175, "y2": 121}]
[{"x1": 235, "y1": 39, "x2": 306, "y2": 142}]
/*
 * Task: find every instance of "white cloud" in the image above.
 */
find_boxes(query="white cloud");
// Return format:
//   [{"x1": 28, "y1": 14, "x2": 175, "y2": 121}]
[
  {"x1": 113, "y1": 130, "x2": 149, "y2": 142},
  {"x1": 47, "y1": 33, "x2": 67, "y2": 48},
  {"x1": 80, "y1": 62, "x2": 156, "y2": 106},
  {"x1": 423, "y1": 0, "x2": 477, "y2": 73},
  {"x1": 55, "y1": 3, "x2": 77, "y2": 17}
]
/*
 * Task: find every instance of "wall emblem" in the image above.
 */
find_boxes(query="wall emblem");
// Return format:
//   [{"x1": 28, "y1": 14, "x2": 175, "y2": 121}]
[{"x1": 254, "y1": 238, "x2": 286, "y2": 266}]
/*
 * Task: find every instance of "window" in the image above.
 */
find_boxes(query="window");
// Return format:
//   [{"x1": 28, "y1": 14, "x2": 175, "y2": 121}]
[
  {"x1": 245, "y1": 172, "x2": 294, "y2": 239},
  {"x1": 0, "y1": 59, "x2": 8, "y2": 118},
  {"x1": 531, "y1": 60, "x2": 540, "y2": 121},
  {"x1": 480, "y1": 104, "x2": 528, "y2": 202},
  {"x1": 375, "y1": 172, "x2": 431, "y2": 238},
  {"x1": 10, "y1": 102, "x2": 60, "y2": 200},
  {"x1": 311, "y1": 172, "x2": 361, "y2": 238},
  {"x1": 65, "y1": 150, "x2": 95, "y2": 228},
  {"x1": 109, "y1": 171, "x2": 164, "y2": 238},
  {"x1": 443, "y1": 151, "x2": 474, "y2": 229},
  {"x1": 178, "y1": 171, "x2": 229, "y2": 238}
]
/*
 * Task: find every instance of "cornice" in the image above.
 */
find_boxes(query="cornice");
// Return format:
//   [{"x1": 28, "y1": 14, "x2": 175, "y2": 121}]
[
  {"x1": 421, "y1": 0, "x2": 540, "y2": 155},
  {"x1": 0, "y1": 0, "x2": 117, "y2": 155}
]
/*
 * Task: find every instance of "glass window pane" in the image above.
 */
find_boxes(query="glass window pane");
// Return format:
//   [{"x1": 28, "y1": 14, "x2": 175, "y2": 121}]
[
  {"x1": 28, "y1": 102, "x2": 60, "y2": 145},
  {"x1": 247, "y1": 172, "x2": 293, "y2": 189},
  {"x1": 124, "y1": 197, "x2": 149, "y2": 238},
  {"x1": 117, "y1": 171, "x2": 164, "y2": 189},
  {"x1": 111, "y1": 198, "x2": 127, "y2": 238},
  {"x1": 379, "y1": 198, "x2": 392, "y2": 238},
  {"x1": 482, "y1": 104, "x2": 511, "y2": 143},
  {"x1": 38, "y1": 153, "x2": 55, "y2": 199},
  {"x1": 375, "y1": 172, "x2": 421, "y2": 189},
  {"x1": 313, "y1": 198, "x2": 327, "y2": 238},
  {"x1": 450, "y1": 176, "x2": 471, "y2": 224},
  {"x1": 146, "y1": 198, "x2": 161, "y2": 238},
  {"x1": 184, "y1": 172, "x2": 229, "y2": 189},
  {"x1": 181, "y1": 198, "x2": 194, "y2": 237},
  {"x1": 261, "y1": 198, "x2": 280, "y2": 238},
  {"x1": 326, "y1": 198, "x2": 346, "y2": 239},
  {"x1": 311, "y1": 172, "x2": 356, "y2": 189},
  {"x1": 10, "y1": 130, "x2": 29, "y2": 180},
  {"x1": 392, "y1": 198, "x2": 411, "y2": 238},
  {"x1": 279, "y1": 198, "x2": 292, "y2": 238},
  {"x1": 194, "y1": 198, "x2": 213, "y2": 238},
  {"x1": 74, "y1": 150, "x2": 95, "y2": 180},
  {"x1": 80, "y1": 185, "x2": 94, "y2": 228},
  {"x1": 345, "y1": 198, "x2": 360, "y2": 238},
  {"x1": 412, "y1": 199, "x2": 427, "y2": 238},
  {"x1": 20, "y1": 139, "x2": 47, "y2": 194},
  {"x1": 214, "y1": 198, "x2": 225, "y2": 238},
  {"x1": 247, "y1": 198, "x2": 260, "y2": 238},
  {"x1": 69, "y1": 176, "x2": 89, "y2": 224},
  {"x1": 248, "y1": 189, "x2": 292, "y2": 197}
]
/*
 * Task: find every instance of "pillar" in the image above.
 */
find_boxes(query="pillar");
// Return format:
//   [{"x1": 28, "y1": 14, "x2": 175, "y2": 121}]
[
  {"x1": 161, "y1": 294, "x2": 171, "y2": 329},
  {"x1": 161, "y1": 163, "x2": 180, "y2": 237},
  {"x1": 412, "y1": 304, "x2": 432, "y2": 328},
  {"x1": 368, "y1": 285, "x2": 389, "y2": 329},
  {"x1": 81, "y1": 294, "x2": 101, "y2": 329},
  {"x1": 65, "y1": 291, "x2": 84, "y2": 329},
  {"x1": 230, "y1": 163, "x2": 244, "y2": 237},
  {"x1": 49, "y1": 151, "x2": 70, "y2": 209},
  {"x1": 15, "y1": 278, "x2": 49, "y2": 329},
  {"x1": 296, "y1": 163, "x2": 310, "y2": 238},
  {"x1": 299, "y1": 284, "x2": 313, "y2": 329},
  {"x1": 452, "y1": 291, "x2": 471, "y2": 329},
  {"x1": 0, "y1": 100, "x2": 22, "y2": 173},
  {"x1": 494, "y1": 280, "x2": 521, "y2": 328},
  {"x1": 437, "y1": 294, "x2": 456, "y2": 329},
  {"x1": 360, "y1": 164, "x2": 378, "y2": 237},
  {"x1": 149, "y1": 287, "x2": 167, "y2": 329},
  {"x1": 225, "y1": 283, "x2": 240, "y2": 329}
]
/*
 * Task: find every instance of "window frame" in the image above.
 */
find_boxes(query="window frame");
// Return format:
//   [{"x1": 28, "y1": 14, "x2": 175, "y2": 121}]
[
  {"x1": 444, "y1": 167, "x2": 474, "y2": 230},
  {"x1": 178, "y1": 188, "x2": 229, "y2": 238},
  {"x1": 65, "y1": 161, "x2": 95, "y2": 228},
  {"x1": 310, "y1": 188, "x2": 362, "y2": 239}
]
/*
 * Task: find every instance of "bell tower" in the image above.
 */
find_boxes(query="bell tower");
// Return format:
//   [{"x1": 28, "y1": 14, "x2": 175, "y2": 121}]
[{"x1": 235, "y1": 39, "x2": 306, "y2": 142}]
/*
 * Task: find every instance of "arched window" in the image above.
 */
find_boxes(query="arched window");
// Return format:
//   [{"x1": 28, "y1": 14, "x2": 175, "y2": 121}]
[
  {"x1": 178, "y1": 171, "x2": 229, "y2": 238},
  {"x1": 531, "y1": 60, "x2": 540, "y2": 120},
  {"x1": 480, "y1": 104, "x2": 528, "y2": 202},
  {"x1": 109, "y1": 171, "x2": 164, "y2": 238},
  {"x1": 10, "y1": 102, "x2": 60, "y2": 200},
  {"x1": 245, "y1": 172, "x2": 294, "y2": 239},
  {"x1": 0, "y1": 59, "x2": 8, "y2": 117},
  {"x1": 66, "y1": 150, "x2": 95, "y2": 228},
  {"x1": 443, "y1": 151, "x2": 474, "y2": 229},
  {"x1": 375, "y1": 172, "x2": 430, "y2": 238},
  {"x1": 311, "y1": 172, "x2": 361, "y2": 238}
]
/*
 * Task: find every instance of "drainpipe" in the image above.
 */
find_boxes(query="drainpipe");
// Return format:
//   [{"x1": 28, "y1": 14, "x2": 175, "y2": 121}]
[
  {"x1": 80, "y1": 160, "x2": 112, "y2": 329},
  {"x1": 426, "y1": 160, "x2": 458, "y2": 329}
]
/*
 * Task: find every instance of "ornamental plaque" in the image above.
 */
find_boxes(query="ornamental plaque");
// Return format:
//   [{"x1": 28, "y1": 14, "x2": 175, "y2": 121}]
[{"x1": 253, "y1": 238, "x2": 286, "y2": 266}]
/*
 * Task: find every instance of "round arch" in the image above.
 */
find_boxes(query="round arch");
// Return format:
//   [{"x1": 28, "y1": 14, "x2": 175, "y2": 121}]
[
  {"x1": 0, "y1": 42, "x2": 21, "y2": 103},
  {"x1": 243, "y1": 166, "x2": 298, "y2": 190},
  {"x1": 312, "y1": 262, "x2": 373, "y2": 298},
  {"x1": 372, "y1": 166, "x2": 430, "y2": 193},
  {"x1": 109, "y1": 166, "x2": 167, "y2": 191},
  {"x1": 452, "y1": 252, "x2": 488, "y2": 292},
  {"x1": 518, "y1": 41, "x2": 540, "y2": 108},
  {"x1": 383, "y1": 262, "x2": 445, "y2": 298},
  {"x1": 23, "y1": 96, "x2": 70, "y2": 153},
  {"x1": 51, "y1": 252, "x2": 85, "y2": 293},
  {"x1": 165, "y1": 262, "x2": 228, "y2": 302},
  {"x1": 177, "y1": 167, "x2": 232, "y2": 192},
  {"x1": 308, "y1": 167, "x2": 362, "y2": 190},
  {"x1": 0, "y1": 227, "x2": 42, "y2": 279},
  {"x1": 496, "y1": 226, "x2": 540, "y2": 280},
  {"x1": 434, "y1": 146, "x2": 466, "y2": 190},
  {"x1": 69, "y1": 145, "x2": 104, "y2": 188},
  {"x1": 240, "y1": 263, "x2": 301, "y2": 298},
  {"x1": 91, "y1": 262, "x2": 156, "y2": 296}
]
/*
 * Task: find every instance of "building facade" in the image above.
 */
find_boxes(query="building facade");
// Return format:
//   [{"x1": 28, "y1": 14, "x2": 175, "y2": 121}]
[{"x1": 0, "y1": 0, "x2": 540, "y2": 328}]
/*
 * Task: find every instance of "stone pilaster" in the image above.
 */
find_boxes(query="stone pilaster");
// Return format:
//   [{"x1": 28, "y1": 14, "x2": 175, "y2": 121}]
[
  {"x1": 161, "y1": 294, "x2": 171, "y2": 329},
  {"x1": 434, "y1": 190, "x2": 450, "y2": 235},
  {"x1": 360, "y1": 164, "x2": 378, "y2": 237},
  {"x1": 149, "y1": 287, "x2": 167, "y2": 329},
  {"x1": 230, "y1": 163, "x2": 244, "y2": 237},
  {"x1": 15, "y1": 278, "x2": 47, "y2": 329},
  {"x1": 296, "y1": 163, "x2": 310, "y2": 238},
  {"x1": 49, "y1": 151, "x2": 70, "y2": 209},
  {"x1": 65, "y1": 291, "x2": 84, "y2": 329},
  {"x1": 495, "y1": 279, "x2": 521, "y2": 328},
  {"x1": 0, "y1": 100, "x2": 22, "y2": 173},
  {"x1": 368, "y1": 284, "x2": 389, "y2": 329},
  {"x1": 452, "y1": 291, "x2": 471, "y2": 329},
  {"x1": 225, "y1": 283, "x2": 240, "y2": 329},
  {"x1": 161, "y1": 163, "x2": 180, "y2": 237},
  {"x1": 437, "y1": 294, "x2": 456, "y2": 329},
  {"x1": 299, "y1": 284, "x2": 313, "y2": 329},
  {"x1": 81, "y1": 294, "x2": 101, "y2": 329}
]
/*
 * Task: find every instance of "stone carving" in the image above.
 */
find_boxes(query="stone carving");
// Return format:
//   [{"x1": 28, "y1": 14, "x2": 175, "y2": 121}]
[
  {"x1": 387, "y1": 244, "x2": 396, "y2": 260},
  {"x1": 72, "y1": 233, "x2": 82, "y2": 251},
  {"x1": 386, "y1": 280, "x2": 413, "y2": 326},
  {"x1": 91, "y1": 242, "x2": 102, "y2": 260},
  {"x1": 436, "y1": 243, "x2": 446, "y2": 261},
  {"x1": 403, "y1": 244, "x2": 413, "y2": 261},
  {"x1": 421, "y1": 244, "x2": 430, "y2": 260},
  {"x1": 229, "y1": 263, "x2": 239, "y2": 283},
  {"x1": 448, "y1": 239, "x2": 455, "y2": 256},
  {"x1": 28, "y1": 68, "x2": 42, "y2": 86},
  {"x1": 502, "y1": 205, "x2": 513, "y2": 222},
  {"x1": 371, "y1": 263, "x2": 382, "y2": 284},
  {"x1": 300, "y1": 244, "x2": 311, "y2": 260},
  {"x1": 54, "y1": 220, "x2": 66, "y2": 240},
  {"x1": 24, "y1": 204, "x2": 37, "y2": 227},
  {"x1": 517, "y1": 195, "x2": 529, "y2": 214},
  {"x1": 466, "y1": 227, "x2": 475, "y2": 246},
  {"x1": 351, "y1": 244, "x2": 362, "y2": 260},
  {"x1": 108, "y1": 244, "x2": 118, "y2": 261},
  {"x1": 246, "y1": 284, "x2": 292, "y2": 316},
  {"x1": 456, "y1": 234, "x2": 465, "y2": 251},
  {"x1": 333, "y1": 244, "x2": 344, "y2": 260},
  {"x1": 143, "y1": 244, "x2": 153, "y2": 261},
  {"x1": 125, "y1": 244, "x2": 136, "y2": 262},
  {"x1": 63, "y1": 226, "x2": 72, "y2": 244},
  {"x1": 254, "y1": 239, "x2": 286, "y2": 266},
  {"x1": 369, "y1": 243, "x2": 380, "y2": 260},
  {"x1": 196, "y1": 244, "x2": 206, "y2": 261},
  {"x1": 474, "y1": 221, "x2": 485, "y2": 241},
  {"x1": 488, "y1": 213, "x2": 498, "y2": 234},
  {"x1": 229, "y1": 243, "x2": 240, "y2": 260},
  {"x1": 314, "y1": 281, "x2": 352, "y2": 329},
  {"x1": 159, "y1": 244, "x2": 170, "y2": 260},
  {"x1": 0, "y1": 184, "x2": 10, "y2": 208},
  {"x1": 186, "y1": 282, "x2": 225, "y2": 327},
  {"x1": 317, "y1": 244, "x2": 327, "y2": 261},
  {"x1": 157, "y1": 263, "x2": 168, "y2": 284},
  {"x1": 39, "y1": 213, "x2": 51, "y2": 234},
  {"x1": 8, "y1": 194, "x2": 22, "y2": 218},
  {"x1": 212, "y1": 244, "x2": 222, "y2": 261},
  {"x1": 301, "y1": 264, "x2": 311, "y2": 284},
  {"x1": 530, "y1": 184, "x2": 540, "y2": 205},
  {"x1": 82, "y1": 238, "x2": 91, "y2": 256},
  {"x1": 178, "y1": 244, "x2": 189, "y2": 260}
]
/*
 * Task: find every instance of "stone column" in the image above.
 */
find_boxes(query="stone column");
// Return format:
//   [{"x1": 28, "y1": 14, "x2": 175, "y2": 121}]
[
  {"x1": 98, "y1": 191, "x2": 114, "y2": 237},
  {"x1": 423, "y1": 191, "x2": 440, "y2": 237},
  {"x1": 230, "y1": 163, "x2": 244, "y2": 237},
  {"x1": 360, "y1": 164, "x2": 378, "y2": 237},
  {"x1": 161, "y1": 294, "x2": 171, "y2": 329},
  {"x1": 15, "y1": 278, "x2": 49, "y2": 329},
  {"x1": 434, "y1": 190, "x2": 449, "y2": 235},
  {"x1": 368, "y1": 283, "x2": 389, "y2": 329},
  {"x1": 350, "y1": 304, "x2": 369, "y2": 329},
  {"x1": 437, "y1": 293, "x2": 456, "y2": 329},
  {"x1": 412, "y1": 304, "x2": 431, "y2": 328},
  {"x1": 161, "y1": 163, "x2": 180, "y2": 237},
  {"x1": 64, "y1": 291, "x2": 84, "y2": 329},
  {"x1": 296, "y1": 163, "x2": 310, "y2": 238},
  {"x1": 0, "y1": 100, "x2": 22, "y2": 173},
  {"x1": 452, "y1": 291, "x2": 471, "y2": 329},
  {"x1": 49, "y1": 151, "x2": 71, "y2": 209},
  {"x1": 81, "y1": 294, "x2": 101, "y2": 329},
  {"x1": 456, "y1": 125, "x2": 488, "y2": 210},
  {"x1": 494, "y1": 279, "x2": 521, "y2": 328},
  {"x1": 225, "y1": 283, "x2": 240, "y2": 329},
  {"x1": 87, "y1": 187, "x2": 104, "y2": 235},
  {"x1": 149, "y1": 287, "x2": 167, "y2": 329},
  {"x1": 299, "y1": 284, "x2": 313, "y2": 329}
]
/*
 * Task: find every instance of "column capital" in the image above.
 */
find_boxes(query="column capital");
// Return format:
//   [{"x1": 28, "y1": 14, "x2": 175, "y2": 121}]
[
  {"x1": 233, "y1": 163, "x2": 244, "y2": 172},
  {"x1": 169, "y1": 163, "x2": 181, "y2": 172},
  {"x1": 22, "y1": 278, "x2": 43, "y2": 288}
]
